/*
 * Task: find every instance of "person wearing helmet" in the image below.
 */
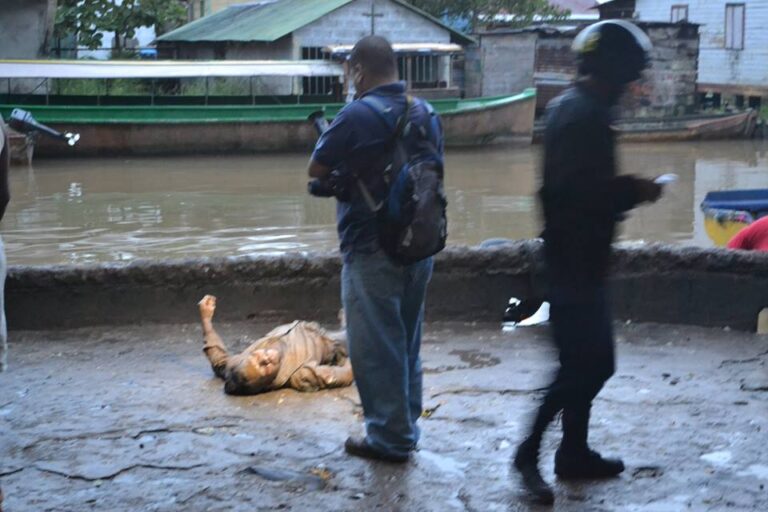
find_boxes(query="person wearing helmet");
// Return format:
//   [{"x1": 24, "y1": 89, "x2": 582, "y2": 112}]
[{"x1": 512, "y1": 20, "x2": 664, "y2": 504}]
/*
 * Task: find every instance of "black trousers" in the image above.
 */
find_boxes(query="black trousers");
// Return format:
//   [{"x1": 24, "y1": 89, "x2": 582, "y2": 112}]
[{"x1": 526, "y1": 284, "x2": 615, "y2": 453}]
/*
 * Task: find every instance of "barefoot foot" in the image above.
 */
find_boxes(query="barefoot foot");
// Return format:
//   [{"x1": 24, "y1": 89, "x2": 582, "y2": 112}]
[{"x1": 198, "y1": 295, "x2": 217, "y2": 322}]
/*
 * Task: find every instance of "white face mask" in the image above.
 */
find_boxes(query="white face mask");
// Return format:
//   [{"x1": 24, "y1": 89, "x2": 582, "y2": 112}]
[{"x1": 352, "y1": 65, "x2": 365, "y2": 95}]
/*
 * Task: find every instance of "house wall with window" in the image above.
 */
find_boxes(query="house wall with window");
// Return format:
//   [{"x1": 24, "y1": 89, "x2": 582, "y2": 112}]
[
  {"x1": 161, "y1": 0, "x2": 467, "y2": 98},
  {"x1": 474, "y1": 22, "x2": 699, "y2": 118},
  {"x1": 635, "y1": 0, "x2": 768, "y2": 105},
  {"x1": 168, "y1": 37, "x2": 296, "y2": 95},
  {"x1": 474, "y1": 32, "x2": 537, "y2": 98},
  {"x1": 294, "y1": 0, "x2": 453, "y2": 93},
  {"x1": 0, "y1": 0, "x2": 57, "y2": 93},
  {"x1": 597, "y1": 0, "x2": 638, "y2": 19}
]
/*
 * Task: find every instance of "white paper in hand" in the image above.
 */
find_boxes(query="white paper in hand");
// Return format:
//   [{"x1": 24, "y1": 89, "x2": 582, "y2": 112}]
[{"x1": 654, "y1": 173, "x2": 679, "y2": 185}]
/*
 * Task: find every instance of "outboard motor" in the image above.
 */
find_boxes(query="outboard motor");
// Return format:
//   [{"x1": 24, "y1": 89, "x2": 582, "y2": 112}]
[{"x1": 8, "y1": 108, "x2": 80, "y2": 146}]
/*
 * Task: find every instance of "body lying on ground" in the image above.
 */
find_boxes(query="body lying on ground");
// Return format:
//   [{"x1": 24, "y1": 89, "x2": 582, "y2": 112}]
[{"x1": 198, "y1": 295, "x2": 353, "y2": 395}]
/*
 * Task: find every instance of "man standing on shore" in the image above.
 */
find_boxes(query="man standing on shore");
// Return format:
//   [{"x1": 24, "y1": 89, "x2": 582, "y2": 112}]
[
  {"x1": 307, "y1": 36, "x2": 444, "y2": 462},
  {"x1": 513, "y1": 21, "x2": 663, "y2": 504}
]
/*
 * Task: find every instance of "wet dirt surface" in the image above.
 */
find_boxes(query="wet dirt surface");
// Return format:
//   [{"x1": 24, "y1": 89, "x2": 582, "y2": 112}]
[{"x1": 1, "y1": 321, "x2": 767, "y2": 511}]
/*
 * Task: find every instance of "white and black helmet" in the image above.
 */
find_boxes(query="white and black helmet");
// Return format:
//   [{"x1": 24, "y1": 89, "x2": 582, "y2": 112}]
[{"x1": 572, "y1": 20, "x2": 652, "y2": 85}]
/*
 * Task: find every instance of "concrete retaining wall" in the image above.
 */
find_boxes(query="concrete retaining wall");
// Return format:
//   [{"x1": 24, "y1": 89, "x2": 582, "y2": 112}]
[{"x1": 8, "y1": 241, "x2": 768, "y2": 332}]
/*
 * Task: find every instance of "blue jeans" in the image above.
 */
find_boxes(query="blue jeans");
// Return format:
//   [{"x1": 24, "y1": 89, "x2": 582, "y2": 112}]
[{"x1": 341, "y1": 250, "x2": 433, "y2": 458}]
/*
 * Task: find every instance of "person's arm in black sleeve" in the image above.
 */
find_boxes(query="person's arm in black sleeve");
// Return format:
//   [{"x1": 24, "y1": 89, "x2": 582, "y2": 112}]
[
  {"x1": 543, "y1": 118, "x2": 660, "y2": 215},
  {"x1": 306, "y1": 106, "x2": 357, "y2": 179}
]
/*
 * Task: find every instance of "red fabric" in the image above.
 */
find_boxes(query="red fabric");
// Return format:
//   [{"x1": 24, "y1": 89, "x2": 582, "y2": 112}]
[{"x1": 727, "y1": 216, "x2": 768, "y2": 251}]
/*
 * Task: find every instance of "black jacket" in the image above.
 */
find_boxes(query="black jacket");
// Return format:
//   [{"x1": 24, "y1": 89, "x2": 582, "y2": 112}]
[{"x1": 540, "y1": 84, "x2": 644, "y2": 286}]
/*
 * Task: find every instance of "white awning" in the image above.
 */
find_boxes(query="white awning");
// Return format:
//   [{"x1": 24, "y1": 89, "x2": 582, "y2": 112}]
[
  {"x1": 0, "y1": 59, "x2": 345, "y2": 79},
  {"x1": 325, "y1": 43, "x2": 464, "y2": 56}
]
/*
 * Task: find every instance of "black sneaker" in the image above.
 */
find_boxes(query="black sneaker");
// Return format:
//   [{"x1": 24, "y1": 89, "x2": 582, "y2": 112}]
[
  {"x1": 554, "y1": 448, "x2": 625, "y2": 479},
  {"x1": 513, "y1": 441, "x2": 555, "y2": 505},
  {"x1": 344, "y1": 436, "x2": 409, "y2": 463}
]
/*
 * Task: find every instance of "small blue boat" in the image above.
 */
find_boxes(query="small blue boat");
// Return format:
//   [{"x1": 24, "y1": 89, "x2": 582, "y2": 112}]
[
  {"x1": 700, "y1": 189, "x2": 768, "y2": 246},
  {"x1": 701, "y1": 189, "x2": 768, "y2": 215}
]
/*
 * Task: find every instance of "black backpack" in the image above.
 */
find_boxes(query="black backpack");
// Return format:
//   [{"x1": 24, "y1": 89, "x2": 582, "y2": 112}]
[{"x1": 359, "y1": 95, "x2": 447, "y2": 265}]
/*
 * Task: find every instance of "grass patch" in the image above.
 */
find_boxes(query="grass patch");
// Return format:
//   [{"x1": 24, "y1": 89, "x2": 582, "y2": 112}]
[
  {"x1": 51, "y1": 77, "x2": 278, "y2": 97},
  {"x1": 55, "y1": 78, "x2": 151, "y2": 96}
]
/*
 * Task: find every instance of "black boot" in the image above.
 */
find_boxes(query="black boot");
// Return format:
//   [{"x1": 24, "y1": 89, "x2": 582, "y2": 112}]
[
  {"x1": 513, "y1": 439, "x2": 555, "y2": 505},
  {"x1": 554, "y1": 447, "x2": 624, "y2": 479},
  {"x1": 344, "y1": 436, "x2": 409, "y2": 463}
]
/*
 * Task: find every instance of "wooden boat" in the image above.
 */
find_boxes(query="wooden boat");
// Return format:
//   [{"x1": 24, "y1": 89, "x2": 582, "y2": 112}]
[
  {"x1": 534, "y1": 109, "x2": 758, "y2": 143},
  {"x1": 0, "y1": 59, "x2": 536, "y2": 159},
  {"x1": 614, "y1": 110, "x2": 758, "y2": 142},
  {"x1": 700, "y1": 189, "x2": 768, "y2": 246},
  {"x1": 4, "y1": 125, "x2": 34, "y2": 165},
  {"x1": 0, "y1": 90, "x2": 536, "y2": 158}
]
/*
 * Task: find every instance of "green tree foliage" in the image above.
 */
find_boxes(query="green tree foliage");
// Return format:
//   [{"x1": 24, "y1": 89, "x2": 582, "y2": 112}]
[
  {"x1": 408, "y1": 0, "x2": 570, "y2": 31},
  {"x1": 54, "y1": 0, "x2": 189, "y2": 54}
]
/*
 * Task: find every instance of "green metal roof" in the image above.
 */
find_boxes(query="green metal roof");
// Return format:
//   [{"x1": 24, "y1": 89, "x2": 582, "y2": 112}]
[
  {"x1": 156, "y1": 0, "x2": 475, "y2": 45},
  {"x1": 157, "y1": 0, "x2": 354, "y2": 43}
]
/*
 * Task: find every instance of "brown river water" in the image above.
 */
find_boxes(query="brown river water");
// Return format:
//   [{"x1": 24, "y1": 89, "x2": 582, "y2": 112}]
[{"x1": 3, "y1": 140, "x2": 768, "y2": 266}]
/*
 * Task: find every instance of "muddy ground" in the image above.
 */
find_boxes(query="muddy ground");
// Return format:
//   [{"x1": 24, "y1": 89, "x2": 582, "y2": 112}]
[{"x1": 1, "y1": 321, "x2": 767, "y2": 511}]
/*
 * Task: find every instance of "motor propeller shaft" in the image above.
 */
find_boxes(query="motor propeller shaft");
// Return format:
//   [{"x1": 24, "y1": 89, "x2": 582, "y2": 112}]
[{"x1": 8, "y1": 108, "x2": 80, "y2": 146}]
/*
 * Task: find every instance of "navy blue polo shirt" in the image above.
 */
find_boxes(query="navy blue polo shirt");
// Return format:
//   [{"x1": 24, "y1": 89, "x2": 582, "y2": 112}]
[{"x1": 311, "y1": 81, "x2": 444, "y2": 259}]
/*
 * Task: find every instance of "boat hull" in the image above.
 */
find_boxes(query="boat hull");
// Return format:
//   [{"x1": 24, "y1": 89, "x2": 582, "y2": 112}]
[
  {"x1": 6, "y1": 128, "x2": 34, "y2": 165},
  {"x1": 440, "y1": 94, "x2": 536, "y2": 146},
  {"x1": 533, "y1": 110, "x2": 758, "y2": 144},
  {"x1": 700, "y1": 189, "x2": 768, "y2": 246},
  {"x1": 2, "y1": 90, "x2": 537, "y2": 158},
  {"x1": 703, "y1": 212, "x2": 752, "y2": 247},
  {"x1": 615, "y1": 110, "x2": 758, "y2": 143}
]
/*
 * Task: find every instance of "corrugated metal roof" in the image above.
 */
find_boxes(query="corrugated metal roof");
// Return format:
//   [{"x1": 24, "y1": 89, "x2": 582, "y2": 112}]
[
  {"x1": 0, "y1": 59, "x2": 344, "y2": 78},
  {"x1": 326, "y1": 43, "x2": 464, "y2": 56},
  {"x1": 157, "y1": 0, "x2": 475, "y2": 45},
  {"x1": 156, "y1": 0, "x2": 354, "y2": 43}
]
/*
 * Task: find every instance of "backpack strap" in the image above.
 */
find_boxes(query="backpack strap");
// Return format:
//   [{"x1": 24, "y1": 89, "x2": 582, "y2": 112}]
[
  {"x1": 353, "y1": 94, "x2": 414, "y2": 213},
  {"x1": 360, "y1": 94, "x2": 412, "y2": 143}
]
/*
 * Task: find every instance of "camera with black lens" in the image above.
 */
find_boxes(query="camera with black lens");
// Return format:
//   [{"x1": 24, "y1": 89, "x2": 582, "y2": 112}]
[
  {"x1": 308, "y1": 169, "x2": 351, "y2": 200},
  {"x1": 306, "y1": 109, "x2": 352, "y2": 201}
]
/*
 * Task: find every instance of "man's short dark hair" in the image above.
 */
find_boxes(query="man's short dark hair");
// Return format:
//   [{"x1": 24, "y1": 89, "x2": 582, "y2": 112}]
[{"x1": 349, "y1": 35, "x2": 397, "y2": 79}]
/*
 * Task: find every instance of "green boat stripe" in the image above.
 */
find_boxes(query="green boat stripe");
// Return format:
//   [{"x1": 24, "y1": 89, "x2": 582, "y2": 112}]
[{"x1": 0, "y1": 90, "x2": 535, "y2": 125}]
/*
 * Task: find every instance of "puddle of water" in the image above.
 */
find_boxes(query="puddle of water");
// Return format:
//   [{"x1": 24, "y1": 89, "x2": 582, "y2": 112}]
[
  {"x1": 700, "y1": 450, "x2": 732, "y2": 465},
  {"x1": 738, "y1": 464, "x2": 768, "y2": 480},
  {"x1": 245, "y1": 465, "x2": 326, "y2": 490},
  {"x1": 624, "y1": 500, "x2": 691, "y2": 512},
  {"x1": 631, "y1": 465, "x2": 664, "y2": 479},
  {"x1": 449, "y1": 349, "x2": 501, "y2": 369},
  {"x1": 417, "y1": 450, "x2": 469, "y2": 477},
  {"x1": 424, "y1": 349, "x2": 501, "y2": 374}
]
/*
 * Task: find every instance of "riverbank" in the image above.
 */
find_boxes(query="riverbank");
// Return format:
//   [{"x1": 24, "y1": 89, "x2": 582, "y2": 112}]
[
  {"x1": 8, "y1": 242, "x2": 768, "y2": 332},
  {"x1": 1, "y1": 321, "x2": 765, "y2": 511}
]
